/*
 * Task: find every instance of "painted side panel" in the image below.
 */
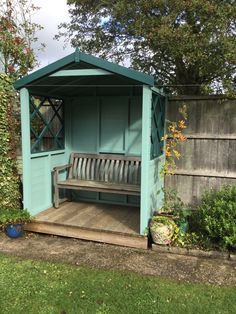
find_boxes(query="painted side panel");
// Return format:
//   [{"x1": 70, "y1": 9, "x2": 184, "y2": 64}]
[
  {"x1": 29, "y1": 152, "x2": 67, "y2": 215},
  {"x1": 70, "y1": 95, "x2": 142, "y2": 155},
  {"x1": 127, "y1": 97, "x2": 142, "y2": 155},
  {"x1": 30, "y1": 156, "x2": 50, "y2": 213},
  {"x1": 100, "y1": 97, "x2": 128, "y2": 153},
  {"x1": 148, "y1": 156, "x2": 165, "y2": 217},
  {"x1": 71, "y1": 98, "x2": 98, "y2": 153}
]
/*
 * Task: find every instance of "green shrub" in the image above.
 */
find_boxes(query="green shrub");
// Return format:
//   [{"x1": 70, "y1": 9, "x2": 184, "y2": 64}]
[
  {"x1": 197, "y1": 185, "x2": 236, "y2": 249},
  {"x1": 0, "y1": 208, "x2": 31, "y2": 228},
  {"x1": 0, "y1": 74, "x2": 21, "y2": 209}
]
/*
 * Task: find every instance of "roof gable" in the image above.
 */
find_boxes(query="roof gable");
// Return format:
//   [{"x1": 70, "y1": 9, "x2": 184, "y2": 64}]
[{"x1": 14, "y1": 49, "x2": 154, "y2": 90}]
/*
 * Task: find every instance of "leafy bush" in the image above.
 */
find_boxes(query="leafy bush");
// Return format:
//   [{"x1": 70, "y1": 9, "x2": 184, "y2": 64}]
[
  {"x1": 0, "y1": 74, "x2": 21, "y2": 209},
  {"x1": 0, "y1": 208, "x2": 30, "y2": 228},
  {"x1": 197, "y1": 185, "x2": 236, "y2": 249},
  {"x1": 158, "y1": 188, "x2": 192, "y2": 226}
]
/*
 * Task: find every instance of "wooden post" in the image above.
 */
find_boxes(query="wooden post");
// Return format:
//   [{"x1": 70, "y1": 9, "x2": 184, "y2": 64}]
[
  {"x1": 20, "y1": 88, "x2": 31, "y2": 210},
  {"x1": 140, "y1": 86, "x2": 152, "y2": 234}
]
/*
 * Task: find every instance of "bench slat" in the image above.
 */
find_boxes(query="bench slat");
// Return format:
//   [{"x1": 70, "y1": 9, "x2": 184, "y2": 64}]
[
  {"x1": 119, "y1": 160, "x2": 124, "y2": 183},
  {"x1": 58, "y1": 179, "x2": 140, "y2": 194},
  {"x1": 134, "y1": 161, "x2": 140, "y2": 184},
  {"x1": 91, "y1": 158, "x2": 96, "y2": 180},
  {"x1": 53, "y1": 152, "x2": 141, "y2": 208},
  {"x1": 86, "y1": 158, "x2": 91, "y2": 180},
  {"x1": 104, "y1": 159, "x2": 110, "y2": 182},
  {"x1": 109, "y1": 159, "x2": 115, "y2": 181}
]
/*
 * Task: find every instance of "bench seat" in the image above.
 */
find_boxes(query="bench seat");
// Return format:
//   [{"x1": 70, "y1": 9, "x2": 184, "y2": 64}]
[
  {"x1": 53, "y1": 153, "x2": 141, "y2": 208},
  {"x1": 57, "y1": 179, "x2": 140, "y2": 195}
]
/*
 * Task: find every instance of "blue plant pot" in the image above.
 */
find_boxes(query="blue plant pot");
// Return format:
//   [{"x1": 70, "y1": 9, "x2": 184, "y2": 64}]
[{"x1": 5, "y1": 224, "x2": 24, "y2": 238}]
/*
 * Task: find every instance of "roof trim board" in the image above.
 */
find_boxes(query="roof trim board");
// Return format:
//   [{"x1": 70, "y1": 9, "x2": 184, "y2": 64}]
[
  {"x1": 14, "y1": 49, "x2": 154, "y2": 90},
  {"x1": 50, "y1": 69, "x2": 113, "y2": 77}
]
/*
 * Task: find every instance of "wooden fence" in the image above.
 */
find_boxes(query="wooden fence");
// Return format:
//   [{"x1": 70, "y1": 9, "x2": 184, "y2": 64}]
[{"x1": 165, "y1": 95, "x2": 236, "y2": 204}]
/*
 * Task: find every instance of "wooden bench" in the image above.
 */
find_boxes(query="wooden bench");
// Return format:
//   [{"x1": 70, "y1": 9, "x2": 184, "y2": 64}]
[{"x1": 53, "y1": 153, "x2": 141, "y2": 208}]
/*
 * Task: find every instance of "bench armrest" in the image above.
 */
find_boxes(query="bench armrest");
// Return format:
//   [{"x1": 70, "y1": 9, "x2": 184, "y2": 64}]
[
  {"x1": 53, "y1": 164, "x2": 72, "y2": 172},
  {"x1": 53, "y1": 164, "x2": 72, "y2": 185}
]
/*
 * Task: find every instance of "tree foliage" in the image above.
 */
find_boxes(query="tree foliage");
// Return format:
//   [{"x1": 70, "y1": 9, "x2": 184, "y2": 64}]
[
  {"x1": 57, "y1": 0, "x2": 236, "y2": 95},
  {"x1": 0, "y1": 0, "x2": 43, "y2": 79},
  {"x1": 0, "y1": 1, "x2": 42, "y2": 210}
]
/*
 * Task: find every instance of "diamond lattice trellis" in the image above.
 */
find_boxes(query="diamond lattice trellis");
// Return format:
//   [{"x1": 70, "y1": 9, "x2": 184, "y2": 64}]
[
  {"x1": 151, "y1": 93, "x2": 165, "y2": 159},
  {"x1": 30, "y1": 96, "x2": 64, "y2": 153}
]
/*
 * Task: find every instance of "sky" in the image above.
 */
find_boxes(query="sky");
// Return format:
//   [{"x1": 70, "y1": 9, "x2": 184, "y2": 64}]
[{"x1": 32, "y1": 0, "x2": 74, "y2": 68}]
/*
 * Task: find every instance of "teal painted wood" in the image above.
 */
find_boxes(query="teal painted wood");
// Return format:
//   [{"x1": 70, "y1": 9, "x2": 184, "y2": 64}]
[
  {"x1": 20, "y1": 88, "x2": 31, "y2": 211},
  {"x1": 71, "y1": 97, "x2": 98, "y2": 153},
  {"x1": 151, "y1": 92, "x2": 166, "y2": 159},
  {"x1": 140, "y1": 86, "x2": 152, "y2": 234},
  {"x1": 70, "y1": 95, "x2": 142, "y2": 156},
  {"x1": 99, "y1": 97, "x2": 128, "y2": 153},
  {"x1": 30, "y1": 155, "x2": 51, "y2": 214},
  {"x1": 14, "y1": 49, "x2": 154, "y2": 90},
  {"x1": 78, "y1": 50, "x2": 154, "y2": 86},
  {"x1": 151, "y1": 86, "x2": 166, "y2": 97},
  {"x1": 127, "y1": 97, "x2": 142, "y2": 155},
  {"x1": 14, "y1": 52, "x2": 75, "y2": 89},
  {"x1": 28, "y1": 152, "x2": 68, "y2": 215},
  {"x1": 148, "y1": 156, "x2": 165, "y2": 216},
  {"x1": 30, "y1": 96, "x2": 64, "y2": 153},
  {"x1": 50, "y1": 69, "x2": 113, "y2": 76}
]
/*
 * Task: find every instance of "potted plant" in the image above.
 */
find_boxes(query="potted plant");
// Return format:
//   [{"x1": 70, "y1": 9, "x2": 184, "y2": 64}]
[
  {"x1": 0, "y1": 208, "x2": 31, "y2": 238},
  {"x1": 156, "y1": 188, "x2": 192, "y2": 233},
  {"x1": 149, "y1": 216, "x2": 179, "y2": 245}
]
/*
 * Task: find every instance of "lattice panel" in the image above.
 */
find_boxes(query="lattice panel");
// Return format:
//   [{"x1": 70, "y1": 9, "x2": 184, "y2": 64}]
[
  {"x1": 30, "y1": 96, "x2": 64, "y2": 153},
  {"x1": 151, "y1": 93, "x2": 165, "y2": 159}
]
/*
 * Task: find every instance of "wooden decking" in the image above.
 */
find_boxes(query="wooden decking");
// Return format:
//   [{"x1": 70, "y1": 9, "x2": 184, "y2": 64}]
[{"x1": 24, "y1": 202, "x2": 147, "y2": 249}]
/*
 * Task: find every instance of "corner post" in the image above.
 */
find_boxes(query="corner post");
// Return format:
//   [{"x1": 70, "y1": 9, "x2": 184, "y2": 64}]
[
  {"x1": 20, "y1": 88, "x2": 31, "y2": 210},
  {"x1": 140, "y1": 85, "x2": 152, "y2": 234}
]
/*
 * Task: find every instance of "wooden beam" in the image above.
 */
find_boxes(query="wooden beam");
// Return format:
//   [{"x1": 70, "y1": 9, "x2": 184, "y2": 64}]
[
  {"x1": 173, "y1": 169, "x2": 236, "y2": 179},
  {"x1": 24, "y1": 221, "x2": 148, "y2": 249},
  {"x1": 185, "y1": 134, "x2": 236, "y2": 140},
  {"x1": 50, "y1": 69, "x2": 113, "y2": 77}
]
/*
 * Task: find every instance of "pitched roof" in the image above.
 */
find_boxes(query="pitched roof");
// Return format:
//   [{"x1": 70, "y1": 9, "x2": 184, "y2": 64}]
[{"x1": 14, "y1": 49, "x2": 154, "y2": 94}]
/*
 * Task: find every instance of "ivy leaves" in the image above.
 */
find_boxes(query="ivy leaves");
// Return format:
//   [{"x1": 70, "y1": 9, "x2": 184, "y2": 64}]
[{"x1": 0, "y1": 74, "x2": 21, "y2": 209}]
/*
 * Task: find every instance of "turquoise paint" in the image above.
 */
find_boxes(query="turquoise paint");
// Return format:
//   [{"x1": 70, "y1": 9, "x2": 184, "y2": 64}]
[
  {"x1": 50, "y1": 69, "x2": 113, "y2": 76},
  {"x1": 20, "y1": 88, "x2": 31, "y2": 211},
  {"x1": 140, "y1": 86, "x2": 152, "y2": 234},
  {"x1": 127, "y1": 97, "x2": 142, "y2": 155},
  {"x1": 29, "y1": 152, "x2": 67, "y2": 215},
  {"x1": 100, "y1": 97, "x2": 128, "y2": 153},
  {"x1": 70, "y1": 94, "x2": 142, "y2": 155},
  {"x1": 71, "y1": 97, "x2": 98, "y2": 152},
  {"x1": 148, "y1": 156, "x2": 165, "y2": 216}
]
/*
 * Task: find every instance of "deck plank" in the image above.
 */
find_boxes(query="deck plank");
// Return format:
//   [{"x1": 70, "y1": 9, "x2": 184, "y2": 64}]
[{"x1": 29, "y1": 201, "x2": 145, "y2": 249}]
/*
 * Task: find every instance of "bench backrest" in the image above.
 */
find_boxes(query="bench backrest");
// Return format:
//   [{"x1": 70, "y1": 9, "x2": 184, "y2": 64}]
[{"x1": 68, "y1": 153, "x2": 141, "y2": 185}]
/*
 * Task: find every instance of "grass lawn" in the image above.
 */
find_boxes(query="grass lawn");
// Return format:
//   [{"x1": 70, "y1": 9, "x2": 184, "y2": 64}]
[{"x1": 0, "y1": 254, "x2": 235, "y2": 314}]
